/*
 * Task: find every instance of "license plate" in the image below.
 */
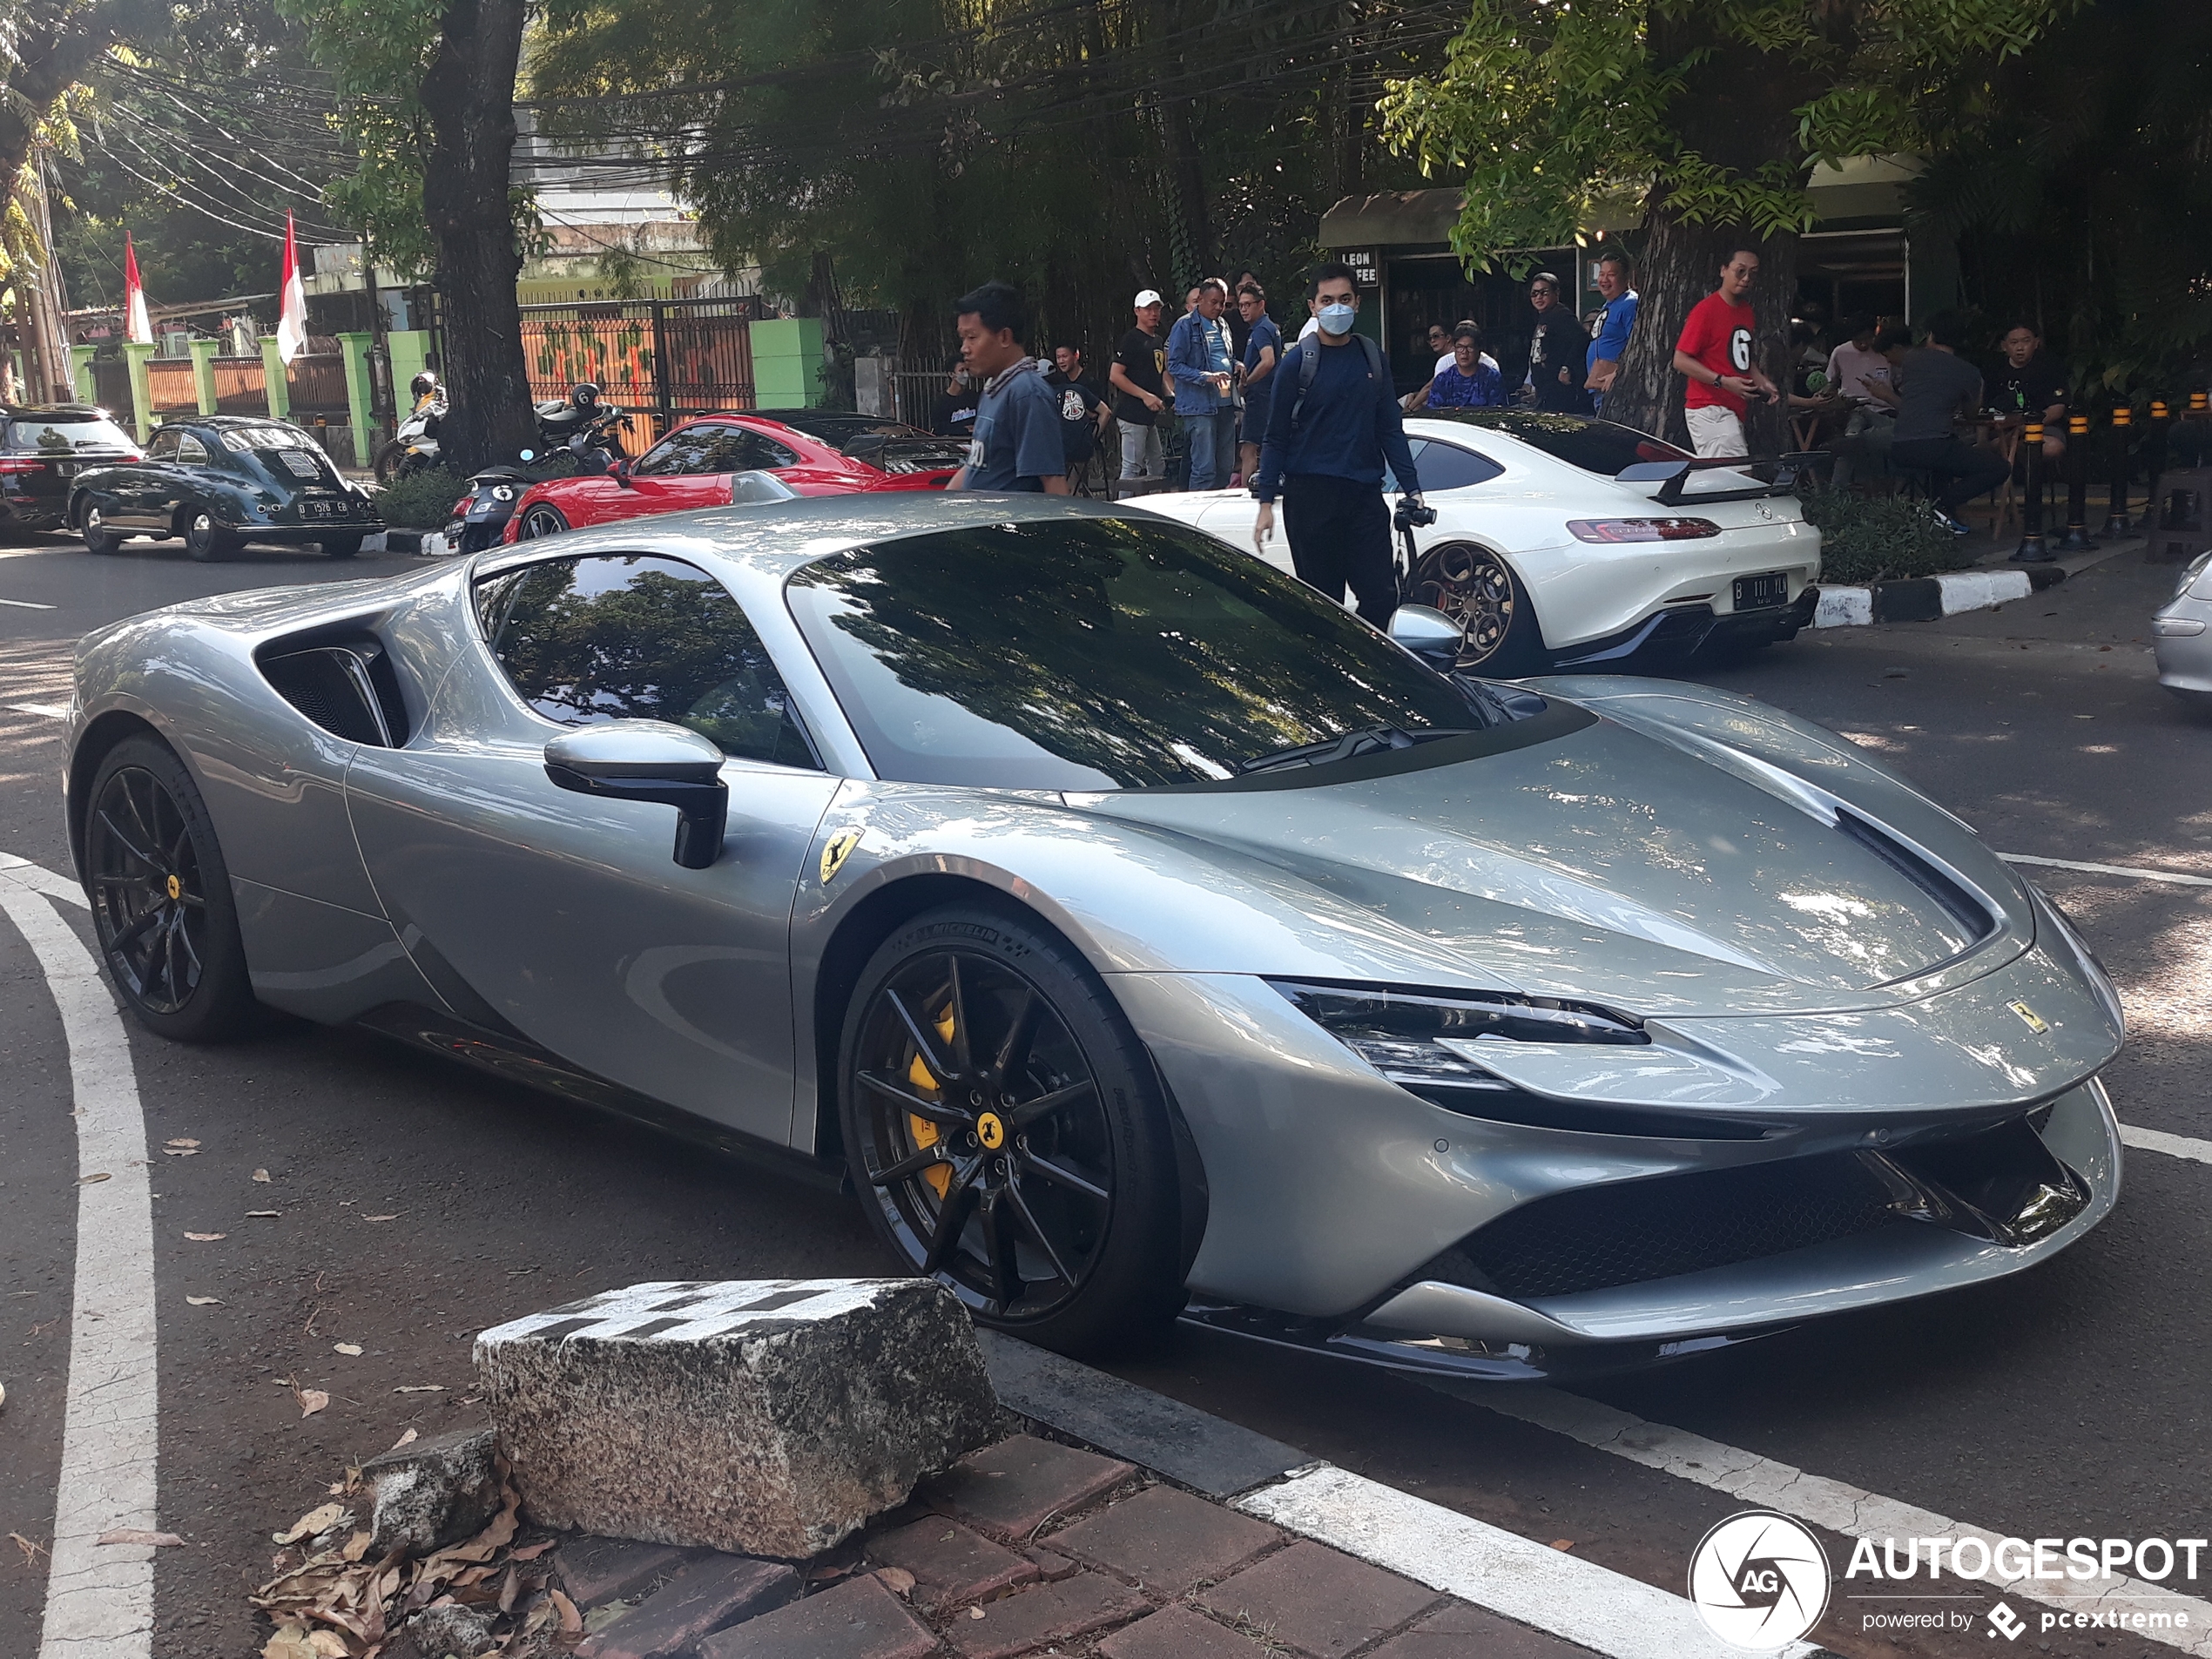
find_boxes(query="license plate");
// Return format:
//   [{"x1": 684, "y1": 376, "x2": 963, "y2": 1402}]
[
  {"x1": 302, "y1": 500, "x2": 340, "y2": 518},
  {"x1": 1732, "y1": 571, "x2": 1790, "y2": 611}
]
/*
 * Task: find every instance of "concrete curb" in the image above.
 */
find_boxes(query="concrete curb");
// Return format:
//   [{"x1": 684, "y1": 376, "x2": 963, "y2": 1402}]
[{"x1": 1811, "y1": 566, "x2": 2044, "y2": 629}]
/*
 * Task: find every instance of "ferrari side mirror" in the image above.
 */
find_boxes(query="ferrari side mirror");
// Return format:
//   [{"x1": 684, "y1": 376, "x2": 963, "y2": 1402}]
[
  {"x1": 1386, "y1": 604, "x2": 1461, "y2": 663},
  {"x1": 612, "y1": 456, "x2": 633, "y2": 489},
  {"x1": 543, "y1": 721, "x2": 727, "y2": 869}
]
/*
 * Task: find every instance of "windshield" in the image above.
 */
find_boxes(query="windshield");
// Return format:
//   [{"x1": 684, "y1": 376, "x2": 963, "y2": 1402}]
[
  {"x1": 9, "y1": 415, "x2": 136, "y2": 453},
  {"x1": 784, "y1": 516, "x2": 1492, "y2": 790},
  {"x1": 1420, "y1": 410, "x2": 1690, "y2": 475}
]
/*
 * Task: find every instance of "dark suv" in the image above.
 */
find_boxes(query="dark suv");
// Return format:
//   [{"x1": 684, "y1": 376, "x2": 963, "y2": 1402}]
[{"x1": 2, "y1": 405, "x2": 142, "y2": 535}]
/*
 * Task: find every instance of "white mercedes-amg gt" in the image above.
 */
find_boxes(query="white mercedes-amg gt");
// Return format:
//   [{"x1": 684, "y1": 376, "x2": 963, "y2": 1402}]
[{"x1": 1136, "y1": 409, "x2": 1823, "y2": 674}]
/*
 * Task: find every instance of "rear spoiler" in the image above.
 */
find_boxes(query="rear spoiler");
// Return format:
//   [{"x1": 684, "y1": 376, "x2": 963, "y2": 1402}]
[{"x1": 1615, "y1": 451, "x2": 1826, "y2": 505}]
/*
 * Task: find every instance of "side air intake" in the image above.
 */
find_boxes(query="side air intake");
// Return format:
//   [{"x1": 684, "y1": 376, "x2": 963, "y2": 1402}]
[{"x1": 259, "y1": 637, "x2": 410, "y2": 747}]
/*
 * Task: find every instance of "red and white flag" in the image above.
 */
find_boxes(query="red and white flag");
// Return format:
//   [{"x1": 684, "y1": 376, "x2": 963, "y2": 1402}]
[
  {"x1": 276, "y1": 211, "x2": 308, "y2": 365},
  {"x1": 122, "y1": 232, "x2": 152, "y2": 345}
]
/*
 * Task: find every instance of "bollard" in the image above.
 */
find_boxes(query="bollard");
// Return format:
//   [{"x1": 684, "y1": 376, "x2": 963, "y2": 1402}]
[
  {"x1": 2056, "y1": 413, "x2": 2096, "y2": 551},
  {"x1": 2103, "y1": 405, "x2": 2134, "y2": 535},
  {"x1": 2013, "y1": 421, "x2": 2053, "y2": 562},
  {"x1": 2149, "y1": 400, "x2": 2171, "y2": 516}
]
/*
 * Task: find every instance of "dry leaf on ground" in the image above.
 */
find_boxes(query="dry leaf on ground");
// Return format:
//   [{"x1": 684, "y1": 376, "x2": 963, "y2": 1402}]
[
  {"x1": 78, "y1": 1172, "x2": 111, "y2": 1184},
  {"x1": 334, "y1": 1343, "x2": 362, "y2": 1356},
  {"x1": 388, "y1": 1429, "x2": 418, "y2": 1451},
  {"x1": 184, "y1": 1231, "x2": 226, "y2": 1241},
  {"x1": 253, "y1": 1169, "x2": 271, "y2": 1182},
  {"x1": 361, "y1": 1215, "x2": 398, "y2": 1223},
  {"x1": 96, "y1": 1529, "x2": 186, "y2": 1547},
  {"x1": 877, "y1": 1567, "x2": 917, "y2": 1597},
  {"x1": 392, "y1": 1385, "x2": 444, "y2": 1394},
  {"x1": 246, "y1": 1211, "x2": 280, "y2": 1219},
  {"x1": 8, "y1": 1533, "x2": 48, "y2": 1566},
  {"x1": 260, "y1": 1623, "x2": 315, "y2": 1659},
  {"x1": 1549, "y1": 1539, "x2": 1575, "y2": 1551},
  {"x1": 305, "y1": 1632, "x2": 348, "y2": 1658},
  {"x1": 162, "y1": 1148, "x2": 199, "y2": 1157},
  {"x1": 185, "y1": 1296, "x2": 221, "y2": 1306},
  {"x1": 165, "y1": 1137, "x2": 200, "y2": 1148},
  {"x1": 273, "y1": 1504, "x2": 347, "y2": 1546}
]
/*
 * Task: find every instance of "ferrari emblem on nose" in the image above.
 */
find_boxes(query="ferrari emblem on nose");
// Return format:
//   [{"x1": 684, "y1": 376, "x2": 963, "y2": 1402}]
[
  {"x1": 165, "y1": 874, "x2": 182, "y2": 900},
  {"x1": 819, "y1": 828, "x2": 862, "y2": 886},
  {"x1": 977, "y1": 1112, "x2": 1006, "y2": 1150},
  {"x1": 2008, "y1": 1001, "x2": 2049, "y2": 1034}
]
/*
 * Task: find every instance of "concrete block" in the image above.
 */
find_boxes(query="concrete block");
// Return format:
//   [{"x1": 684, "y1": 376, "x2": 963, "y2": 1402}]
[
  {"x1": 1811, "y1": 586, "x2": 1872, "y2": 628},
  {"x1": 1935, "y1": 569, "x2": 2032, "y2": 612},
  {"x1": 576, "y1": 1554, "x2": 799, "y2": 1659},
  {"x1": 360, "y1": 1426, "x2": 501, "y2": 1557},
  {"x1": 477, "y1": 1279, "x2": 1001, "y2": 1559}
]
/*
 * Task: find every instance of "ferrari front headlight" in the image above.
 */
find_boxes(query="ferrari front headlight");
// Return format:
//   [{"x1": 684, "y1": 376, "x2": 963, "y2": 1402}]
[{"x1": 1271, "y1": 979, "x2": 1647, "y2": 1094}]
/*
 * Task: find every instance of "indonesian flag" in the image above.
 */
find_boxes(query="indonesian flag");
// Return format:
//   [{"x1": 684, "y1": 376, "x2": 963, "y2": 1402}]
[
  {"x1": 276, "y1": 212, "x2": 307, "y2": 366},
  {"x1": 122, "y1": 232, "x2": 152, "y2": 345}
]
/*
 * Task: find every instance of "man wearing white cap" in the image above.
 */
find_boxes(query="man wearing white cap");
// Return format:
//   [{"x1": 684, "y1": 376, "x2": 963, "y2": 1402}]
[{"x1": 1109, "y1": 289, "x2": 1170, "y2": 482}]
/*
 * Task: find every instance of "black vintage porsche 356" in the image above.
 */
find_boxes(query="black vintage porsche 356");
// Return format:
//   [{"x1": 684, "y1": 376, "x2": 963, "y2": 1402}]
[{"x1": 69, "y1": 415, "x2": 381, "y2": 561}]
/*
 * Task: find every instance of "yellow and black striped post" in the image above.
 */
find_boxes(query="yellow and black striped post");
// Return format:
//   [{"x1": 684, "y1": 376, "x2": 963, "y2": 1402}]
[
  {"x1": 2057, "y1": 413, "x2": 2097, "y2": 550},
  {"x1": 2150, "y1": 400, "x2": 2172, "y2": 516},
  {"x1": 2104, "y1": 405, "x2": 2134, "y2": 535},
  {"x1": 2013, "y1": 421, "x2": 2052, "y2": 562}
]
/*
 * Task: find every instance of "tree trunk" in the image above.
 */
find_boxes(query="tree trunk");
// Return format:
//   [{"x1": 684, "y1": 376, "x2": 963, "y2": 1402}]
[
  {"x1": 419, "y1": 0, "x2": 537, "y2": 474},
  {"x1": 1606, "y1": 197, "x2": 1797, "y2": 456}
]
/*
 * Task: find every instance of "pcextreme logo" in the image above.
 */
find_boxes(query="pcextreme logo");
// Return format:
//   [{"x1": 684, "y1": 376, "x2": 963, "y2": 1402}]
[{"x1": 1688, "y1": 1511, "x2": 1831, "y2": 1651}]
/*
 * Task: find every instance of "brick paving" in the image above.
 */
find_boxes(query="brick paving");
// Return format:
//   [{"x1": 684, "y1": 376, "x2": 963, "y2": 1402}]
[{"x1": 546, "y1": 1432, "x2": 1600, "y2": 1659}]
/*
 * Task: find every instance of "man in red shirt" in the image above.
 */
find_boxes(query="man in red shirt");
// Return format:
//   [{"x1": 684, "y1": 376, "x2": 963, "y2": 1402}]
[{"x1": 1672, "y1": 246, "x2": 1781, "y2": 458}]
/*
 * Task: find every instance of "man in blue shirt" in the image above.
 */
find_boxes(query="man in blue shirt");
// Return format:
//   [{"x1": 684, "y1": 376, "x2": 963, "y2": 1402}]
[
  {"x1": 1252, "y1": 260, "x2": 1424, "y2": 624},
  {"x1": 1583, "y1": 249, "x2": 1638, "y2": 414},
  {"x1": 946, "y1": 280, "x2": 1068, "y2": 494},
  {"x1": 1167, "y1": 278, "x2": 1238, "y2": 489},
  {"x1": 1235, "y1": 282, "x2": 1282, "y2": 486},
  {"x1": 1425, "y1": 324, "x2": 1505, "y2": 408}
]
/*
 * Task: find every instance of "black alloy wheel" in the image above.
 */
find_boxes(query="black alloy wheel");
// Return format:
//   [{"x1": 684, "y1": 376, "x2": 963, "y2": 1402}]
[
  {"x1": 840, "y1": 905, "x2": 1185, "y2": 1355},
  {"x1": 78, "y1": 500, "x2": 121, "y2": 555},
  {"x1": 83, "y1": 738, "x2": 257, "y2": 1041},
  {"x1": 1411, "y1": 540, "x2": 1543, "y2": 674},
  {"x1": 183, "y1": 508, "x2": 235, "y2": 563},
  {"x1": 517, "y1": 503, "x2": 569, "y2": 541}
]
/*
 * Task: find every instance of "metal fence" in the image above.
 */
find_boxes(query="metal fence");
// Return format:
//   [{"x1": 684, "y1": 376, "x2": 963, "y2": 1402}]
[{"x1": 518, "y1": 297, "x2": 768, "y2": 446}]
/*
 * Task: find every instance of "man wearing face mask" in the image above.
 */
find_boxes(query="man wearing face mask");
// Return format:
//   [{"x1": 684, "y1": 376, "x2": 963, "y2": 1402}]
[{"x1": 1251, "y1": 261, "x2": 1423, "y2": 626}]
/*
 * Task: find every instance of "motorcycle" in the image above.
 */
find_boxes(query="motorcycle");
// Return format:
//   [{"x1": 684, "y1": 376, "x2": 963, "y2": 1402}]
[
  {"x1": 442, "y1": 389, "x2": 631, "y2": 554},
  {"x1": 374, "y1": 389, "x2": 445, "y2": 484}
]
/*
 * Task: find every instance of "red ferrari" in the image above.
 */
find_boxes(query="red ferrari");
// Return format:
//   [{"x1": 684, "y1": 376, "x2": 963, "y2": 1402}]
[{"x1": 502, "y1": 409, "x2": 965, "y2": 543}]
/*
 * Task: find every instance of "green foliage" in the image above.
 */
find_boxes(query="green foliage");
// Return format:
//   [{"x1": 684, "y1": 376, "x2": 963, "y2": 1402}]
[
  {"x1": 1797, "y1": 486, "x2": 1980, "y2": 584},
  {"x1": 371, "y1": 464, "x2": 464, "y2": 527},
  {"x1": 1377, "y1": 0, "x2": 2078, "y2": 273}
]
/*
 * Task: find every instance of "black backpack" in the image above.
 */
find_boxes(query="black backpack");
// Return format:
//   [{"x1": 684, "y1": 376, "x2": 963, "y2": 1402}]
[{"x1": 1288, "y1": 331, "x2": 1386, "y2": 430}]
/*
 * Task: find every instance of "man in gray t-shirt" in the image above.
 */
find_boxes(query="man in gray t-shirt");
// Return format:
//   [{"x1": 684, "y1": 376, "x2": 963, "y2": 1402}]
[
  {"x1": 947, "y1": 279, "x2": 1069, "y2": 495},
  {"x1": 1887, "y1": 313, "x2": 2006, "y2": 531}
]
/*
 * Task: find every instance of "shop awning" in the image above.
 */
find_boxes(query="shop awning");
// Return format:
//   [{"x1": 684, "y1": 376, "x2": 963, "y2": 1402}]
[{"x1": 1318, "y1": 191, "x2": 1465, "y2": 250}]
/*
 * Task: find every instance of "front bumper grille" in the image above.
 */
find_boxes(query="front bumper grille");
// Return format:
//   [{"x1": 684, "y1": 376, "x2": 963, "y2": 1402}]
[
  {"x1": 1430, "y1": 1114, "x2": 2092, "y2": 1303},
  {"x1": 1454, "y1": 1150, "x2": 1898, "y2": 1299}
]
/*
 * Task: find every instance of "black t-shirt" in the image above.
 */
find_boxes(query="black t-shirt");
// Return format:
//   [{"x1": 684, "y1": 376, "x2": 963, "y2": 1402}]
[
  {"x1": 1112, "y1": 327, "x2": 1167, "y2": 425},
  {"x1": 1994, "y1": 354, "x2": 2067, "y2": 421},
  {"x1": 932, "y1": 382, "x2": 979, "y2": 439},
  {"x1": 1045, "y1": 370, "x2": 1106, "y2": 462}
]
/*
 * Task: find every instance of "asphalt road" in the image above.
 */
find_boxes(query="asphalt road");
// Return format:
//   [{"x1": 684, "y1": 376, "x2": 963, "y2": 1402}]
[{"x1": 0, "y1": 529, "x2": 2205, "y2": 1659}]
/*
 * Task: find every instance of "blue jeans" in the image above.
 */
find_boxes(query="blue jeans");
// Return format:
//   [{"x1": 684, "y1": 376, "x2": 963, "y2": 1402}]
[{"x1": 1184, "y1": 408, "x2": 1237, "y2": 490}]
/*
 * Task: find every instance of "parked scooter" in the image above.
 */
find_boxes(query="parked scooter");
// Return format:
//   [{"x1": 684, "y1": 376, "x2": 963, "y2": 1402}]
[
  {"x1": 374, "y1": 374, "x2": 445, "y2": 483},
  {"x1": 442, "y1": 383, "x2": 631, "y2": 553}
]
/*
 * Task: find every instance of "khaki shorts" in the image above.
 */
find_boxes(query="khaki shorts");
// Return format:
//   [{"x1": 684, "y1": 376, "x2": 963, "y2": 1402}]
[{"x1": 1684, "y1": 403, "x2": 1748, "y2": 458}]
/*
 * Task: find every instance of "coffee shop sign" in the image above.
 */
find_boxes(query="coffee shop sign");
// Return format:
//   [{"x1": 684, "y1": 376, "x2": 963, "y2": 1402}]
[{"x1": 1343, "y1": 250, "x2": 1381, "y2": 289}]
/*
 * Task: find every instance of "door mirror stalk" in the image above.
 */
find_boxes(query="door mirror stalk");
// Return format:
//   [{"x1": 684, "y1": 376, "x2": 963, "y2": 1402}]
[{"x1": 543, "y1": 721, "x2": 726, "y2": 868}]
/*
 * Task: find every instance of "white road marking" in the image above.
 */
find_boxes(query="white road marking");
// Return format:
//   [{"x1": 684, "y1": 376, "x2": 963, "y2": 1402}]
[
  {"x1": 0, "y1": 596, "x2": 57, "y2": 608},
  {"x1": 0, "y1": 862, "x2": 158, "y2": 1659},
  {"x1": 1425, "y1": 1380, "x2": 2212, "y2": 1656},
  {"x1": 10, "y1": 700, "x2": 70, "y2": 718},
  {"x1": 0, "y1": 851, "x2": 87, "y2": 907},
  {"x1": 2121, "y1": 1123, "x2": 2212, "y2": 1165},
  {"x1": 1239, "y1": 1463, "x2": 1816, "y2": 1659},
  {"x1": 2001, "y1": 852, "x2": 2212, "y2": 888}
]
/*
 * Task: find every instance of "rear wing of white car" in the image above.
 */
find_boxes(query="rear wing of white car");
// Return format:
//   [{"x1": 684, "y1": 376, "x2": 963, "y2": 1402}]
[{"x1": 1616, "y1": 451, "x2": 1824, "y2": 504}]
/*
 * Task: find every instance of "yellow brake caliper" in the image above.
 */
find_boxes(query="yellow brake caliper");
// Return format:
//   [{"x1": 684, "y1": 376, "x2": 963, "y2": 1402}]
[{"x1": 907, "y1": 1003, "x2": 957, "y2": 1198}]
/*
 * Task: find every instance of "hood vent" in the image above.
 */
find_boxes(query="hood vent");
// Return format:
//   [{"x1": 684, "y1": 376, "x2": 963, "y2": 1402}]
[
  {"x1": 1831, "y1": 807, "x2": 1994, "y2": 953},
  {"x1": 259, "y1": 635, "x2": 410, "y2": 748}
]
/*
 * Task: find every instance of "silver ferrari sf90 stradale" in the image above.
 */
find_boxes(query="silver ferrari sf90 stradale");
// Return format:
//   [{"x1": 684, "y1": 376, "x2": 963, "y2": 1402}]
[{"x1": 62, "y1": 494, "x2": 2124, "y2": 1377}]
